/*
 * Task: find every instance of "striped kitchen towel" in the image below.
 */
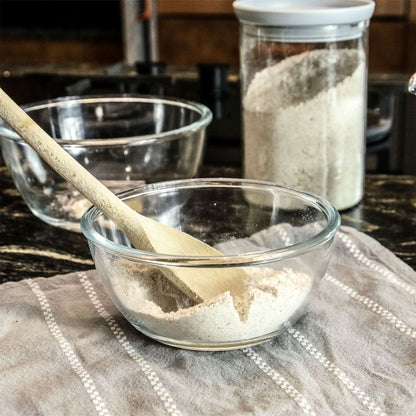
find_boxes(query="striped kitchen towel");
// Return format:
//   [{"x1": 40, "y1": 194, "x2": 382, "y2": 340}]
[{"x1": 0, "y1": 226, "x2": 415, "y2": 415}]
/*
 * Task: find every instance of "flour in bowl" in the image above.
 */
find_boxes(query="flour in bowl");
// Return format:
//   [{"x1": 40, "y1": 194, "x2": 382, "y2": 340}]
[{"x1": 109, "y1": 261, "x2": 312, "y2": 343}]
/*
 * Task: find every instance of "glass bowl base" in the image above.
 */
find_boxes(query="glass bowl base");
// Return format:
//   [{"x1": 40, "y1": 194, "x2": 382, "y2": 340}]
[{"x1": 131, "y1": 323, "x2": 290, "y2": 351}]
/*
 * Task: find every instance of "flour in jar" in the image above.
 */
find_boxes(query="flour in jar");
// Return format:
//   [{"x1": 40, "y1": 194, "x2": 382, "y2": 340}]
[
  {"x1": 243, "y1": 48, "x2": 366, "y2": 210},
  {"x1": 109, "y1": 261, "x2": 312, "y2": 343}
]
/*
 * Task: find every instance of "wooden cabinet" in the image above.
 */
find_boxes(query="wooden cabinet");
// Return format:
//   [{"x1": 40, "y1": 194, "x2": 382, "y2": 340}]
[
  {"x1": 0, "y1": 0, "x2": 414, "y2": 74},
  {"x1": 158, "y1": 0, "x2": 410, "y2": 17},
  {"x1": 373, "y1": 0, "x2": 407, "y2": 15},
  {"x1": 157, "y1": 0, "x2": 415, "y2": 73}
]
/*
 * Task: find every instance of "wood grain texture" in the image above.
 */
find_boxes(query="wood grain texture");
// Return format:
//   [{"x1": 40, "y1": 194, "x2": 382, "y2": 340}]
[
  {"x1": 373, "y1": 0, "x2": 406, "y2": 16},
  {"x1": 0, "y1": 38, "x2": 122, "y2": 64},
  {"x1": 369, "y1": 21, "x2": 408, "y2": 72},
  {"x1": 159, "y1": 16, "x2": 239, "y2": 66},
  {"x1": 158, "y1": 0, "x2": 233, "y2": 14},
  {"x1": 158, "y1": 0, "x2": 407, "y2": 17},
  {"x1": 0, "y1": 1, "x2": 413, "y2": 72},
  {"x1": 410, "y1": 0, "x2": 416, "y2": 20}
]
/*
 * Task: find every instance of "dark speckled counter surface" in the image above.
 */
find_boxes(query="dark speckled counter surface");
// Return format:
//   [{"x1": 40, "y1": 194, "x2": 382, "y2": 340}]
[{"x1": 1, "y1": 164, "x2": 415, "y2": 283}]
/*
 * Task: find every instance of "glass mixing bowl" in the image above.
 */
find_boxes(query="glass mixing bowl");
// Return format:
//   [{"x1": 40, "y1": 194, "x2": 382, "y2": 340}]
[
  {"x1": 81, "y1": 178, "x2": 340, "y2": 351},
  {"x1": 0, "y1": 95, "x2": 212, "y2": 232}
]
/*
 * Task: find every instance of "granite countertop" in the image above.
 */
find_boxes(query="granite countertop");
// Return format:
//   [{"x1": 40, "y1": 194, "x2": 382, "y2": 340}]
[{"x1": 0, "y1": 165, "x2": 415, "y2": 283}]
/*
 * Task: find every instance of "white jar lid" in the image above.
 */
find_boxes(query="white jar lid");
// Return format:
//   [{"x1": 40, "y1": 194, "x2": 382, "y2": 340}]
[{"x1": 233, "y1": 0, "x2": 375, "y2": 26}]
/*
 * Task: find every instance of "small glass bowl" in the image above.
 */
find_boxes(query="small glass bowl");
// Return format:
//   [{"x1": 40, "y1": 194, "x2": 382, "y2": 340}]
[
  {"x1": 81, "y1": 178, "x2": 340, "y2": 351},
  {"x1": 0, "y1": 95, "x2": 212, "y2": 232}
]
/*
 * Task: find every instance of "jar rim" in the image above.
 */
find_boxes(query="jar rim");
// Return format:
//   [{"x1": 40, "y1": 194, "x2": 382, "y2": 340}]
[{"x1": 240, "y1": 21, "x2": 369, "y2": 42}]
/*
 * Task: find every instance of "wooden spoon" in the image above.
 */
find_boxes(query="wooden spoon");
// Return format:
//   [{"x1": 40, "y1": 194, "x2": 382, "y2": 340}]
[{"x1": 0, "y1": 88, "x2": 246, "y2": 303}]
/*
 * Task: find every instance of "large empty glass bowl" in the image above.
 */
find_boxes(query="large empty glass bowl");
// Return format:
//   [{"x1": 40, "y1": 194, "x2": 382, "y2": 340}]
[
  {"x1": 81, "y1": 178, "x2": 340, "y2": 350},
  {"x1": 0, "y1": 95, "x2": 212, "y2": 231}
]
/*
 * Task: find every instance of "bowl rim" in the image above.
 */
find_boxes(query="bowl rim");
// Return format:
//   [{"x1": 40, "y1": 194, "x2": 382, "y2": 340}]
[
  {"x1": 80, "y1": 178, "x2": 341, "y2": 267},
  {"x1": 0, "y1": 94, "x2": 213, "y2": 147}
]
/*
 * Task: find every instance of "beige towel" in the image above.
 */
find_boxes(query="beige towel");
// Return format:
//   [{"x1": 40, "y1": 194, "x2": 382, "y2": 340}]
[{"x1": 0, "y1": 226, "x2": 415, "y2": 415}]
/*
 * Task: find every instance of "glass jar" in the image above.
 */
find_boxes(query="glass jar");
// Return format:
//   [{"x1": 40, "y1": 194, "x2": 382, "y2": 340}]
[{"x1": 234, "y1": 0, "x2": 375, "y2": 210}]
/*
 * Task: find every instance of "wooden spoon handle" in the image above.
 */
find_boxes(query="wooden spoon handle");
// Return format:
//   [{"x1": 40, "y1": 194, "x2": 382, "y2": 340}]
[{"x1": 0, "y1": 88, "x2": 144, "y2": 237}]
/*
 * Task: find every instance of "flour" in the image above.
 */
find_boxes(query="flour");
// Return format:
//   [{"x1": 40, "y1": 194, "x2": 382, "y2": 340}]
[
  {"x1": 109, "y1": 262, "x2": 312, "y2": 343},
  {"x1": 243, "y1": 48, "x2": 366, "y2": 210}
]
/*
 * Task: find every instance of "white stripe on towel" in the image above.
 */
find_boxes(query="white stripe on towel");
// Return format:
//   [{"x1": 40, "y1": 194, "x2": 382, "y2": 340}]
[
  {"x1": 243, "y1": 347, "x2": 316, "y2": 416},
  {"x1": 78, "y1": 272, "x2": 182, "y2": 416},
  {"x1": 27, "y1": 279, "x2": 111, "y2": 416},
  {"x1": 287, "y1": 328, "x2": 387, "y2": 416},
  {"x1": 338, "y1": 231, "x2": 416, "y2": 298},
  {"x1": 325, "y1": 274, "x2": 416, "y2": 339}
]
